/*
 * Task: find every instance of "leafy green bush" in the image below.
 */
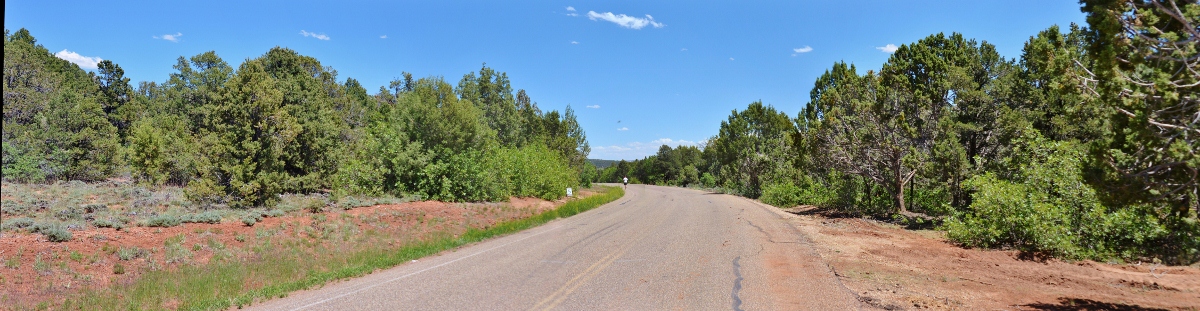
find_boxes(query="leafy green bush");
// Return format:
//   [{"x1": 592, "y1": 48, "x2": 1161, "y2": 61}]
[
  {"x1": 944, "y1": 135, "x2": 1176, "y2": 261},
  {"x1": 760, "y1": 182, "x2": 803, "y2": 208},
  {"x1": 417, "y1": 150, "x2": 504, "y2": 202},
  {"x1": 128, "y1": 116, "x2": 197, "y2": 186},
  {"x1": 489, "y1": 145, "x2": 574, "y2": 200},
  {"x1": 700, "y1": 173, "x2": 717, "y2": 188}
]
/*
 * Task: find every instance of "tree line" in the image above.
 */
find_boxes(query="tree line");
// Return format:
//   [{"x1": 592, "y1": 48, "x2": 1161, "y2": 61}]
[
  {"x1": 599, "y1": 1, "x2": 1197, "y2": 263},
  {"x1": 3, "y1": 29, "x2": 593, "y2": 207}
]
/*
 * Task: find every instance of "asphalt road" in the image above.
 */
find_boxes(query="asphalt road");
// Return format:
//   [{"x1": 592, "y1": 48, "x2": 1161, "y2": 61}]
[{"x1": 248, "y1": 184, "x2": 860, "y2": 311}]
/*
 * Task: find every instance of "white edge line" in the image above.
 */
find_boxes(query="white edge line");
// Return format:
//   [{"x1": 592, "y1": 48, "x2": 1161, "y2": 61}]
[{"x1": 290, "y1": 223, "x2": 567, "y2": 310}]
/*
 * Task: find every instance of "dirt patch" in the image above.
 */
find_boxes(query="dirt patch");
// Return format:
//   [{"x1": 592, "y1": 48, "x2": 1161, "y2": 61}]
[
  {"x1": 780, "y1": 207, "x2": 1200, "y2": 310},
  {"x1": 0, "y1": 192, "x2": 600, "y2": 309}
]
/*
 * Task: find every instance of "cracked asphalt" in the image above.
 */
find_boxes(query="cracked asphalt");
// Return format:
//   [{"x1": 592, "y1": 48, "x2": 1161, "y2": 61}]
[{"x1": 247, "y1": 184, "x2": 859, "y2": 310}]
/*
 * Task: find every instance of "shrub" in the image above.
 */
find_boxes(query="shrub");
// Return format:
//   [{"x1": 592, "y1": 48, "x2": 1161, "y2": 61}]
[
  {"x1": 113, "y1": 263, "x2": 125, "y2": 275},
  {"x1": 1, "y1": 217, "x2": 35, "y2": 230},
  {"x1": 116, "y1": 247, "x2": 145, "y2": 261},
  {"x1": 181, "y1": 211, "x2": 222, "y2": 224},
  {"x1": 944, "y1": 135, "x2": 1175, "y2": 261},
  {"x1": 417, "y1": 150, "x2": 504, "y2": 202},
  {"x1": 488, "y1": 145, "x2": 574, "y2": 200},
  {"x1": 760, "y1": 182, "x2": 803, "y2": 208},
  {"x1": 92, "y1": 218, "x2": 125, "y2": 230},
  {"x1": 336, "y1": 196, "x2": 371, "y2": 210},
  {"x1": 0, "y1": 199, "x2": 29, "y2": 215},
  {"x1": 700, "y1": 173, "x2": 717, "y2": 188},
  {"x1": 241, "y1": 214, "x2": 261, "y2": 227},
  {"x1": 39, "y1": 225, "x2": 73, "y2": 242},
  {"x1": 82, "y1": 203, "x2": 108, "y2": 213},
  {"x1": 144, "y1": 214, "x2": 182, "y2": 227}
]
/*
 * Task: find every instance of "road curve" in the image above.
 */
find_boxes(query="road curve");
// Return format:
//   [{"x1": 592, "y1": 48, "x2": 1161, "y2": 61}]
[{"x1": 248, "y1": 184, "x2": 859, "y2": 310}]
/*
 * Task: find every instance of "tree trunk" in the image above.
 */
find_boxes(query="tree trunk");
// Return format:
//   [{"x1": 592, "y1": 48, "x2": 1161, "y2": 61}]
[{"x1": 893, "y1": 160, "x2": 908, "y2": 214}]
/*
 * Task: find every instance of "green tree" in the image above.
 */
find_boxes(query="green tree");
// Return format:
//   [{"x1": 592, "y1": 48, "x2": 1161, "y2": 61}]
[
  {"x1": 190, "y1": 60, "x2": 299, "y2": 208},
  {"x1": 708, "y1": 101, "x2": 796, "y2": 197},
  {"x1": 96, "y1": 60, "x2": 134, "y2": 137},
  {"x1": 814, "y1": 67, "x2": 940, "y2": 214},
  {"x1": 1081, "y1": 0, "x2": 1199, "y2": 220},
  {"x1": 2, "y1": 28, "x2": 120, "y2": 182}
]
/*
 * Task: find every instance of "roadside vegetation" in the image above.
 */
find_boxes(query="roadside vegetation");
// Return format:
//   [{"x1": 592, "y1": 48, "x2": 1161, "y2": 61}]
[
  {"x1": 3, "y1": 25, "x2": 606, "y2": 309},
  {"x1": 599, "y1": 1, "x2": 1197, "y2": 265},
  {"x1": 3, "y1": 28, "x2": 594, "y2": 209},
  {"x1": 0, "y1": 185, "x2": 621, "y2": 310},
  {"x1": 56, "y1": 186, "x2": 622, "y2": 311}
]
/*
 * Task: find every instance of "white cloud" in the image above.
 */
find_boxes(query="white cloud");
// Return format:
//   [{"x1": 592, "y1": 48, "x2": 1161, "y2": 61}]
[
  {"x1": 566, "y1": 6, "x2": 575, "y2": 11},
  {"x1": 571, "y1": 40, "x2": 579, "y2": 44},
  {"x1": 300, "y1": 30, "x2": 330, "y2": 40},
  {"x1": 592, "y1": 138, "x2": 703, "y2": 160},
  {"x1": 730, "y1": 57, "x2": 735, "y2": 61},
  {"x1": 586, "y1": 105, "x2": 600, "y2": 109},
  {"x1": 567, "y1": 13, "x2": 578, "y2": 17},
  {"x1": 380, "y1": 35, "x2": 388, "y2": 39},
  {"x1": 54, "y1": 50, "x2": 102, "y2": 69},
  {"x1": 681, "y1": 48, "x2": 688, "y2": 51},
  {"x1": 617, "y1": 127, "x2": 629, "y2": 131},
  {"x1": 153, "y1": 32, "x2": 182, "y2": 42},
  {"x1": 594, "y1": 145, "x2": 632, "y2": 152},
  {"x1": 586, "y1": 11, "x2": 664, "y2": 29},
  {"x1": 650, "y1": 138, "x2": 697, "y2": 146},
  {"x1": 876, "y1": 44, "x2": 898, "y2": 53},
  {"x1": 792, "y1": 46, "x2": 813, "y2": 56}
]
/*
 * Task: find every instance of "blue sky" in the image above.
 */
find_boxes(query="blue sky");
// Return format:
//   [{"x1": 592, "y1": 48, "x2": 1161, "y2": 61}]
[{"x1": 5, "y1": 1, "x2": 1087, "y2": 160}]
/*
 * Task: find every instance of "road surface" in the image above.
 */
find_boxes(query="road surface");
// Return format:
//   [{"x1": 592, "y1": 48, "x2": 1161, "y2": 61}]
[{"x1": 249, "y1": 184, "x2": 860, "y2": 310}]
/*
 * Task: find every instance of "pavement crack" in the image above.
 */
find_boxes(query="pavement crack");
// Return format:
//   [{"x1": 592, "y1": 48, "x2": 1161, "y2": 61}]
[
  {"x1": 745, "y1": 219, "x2": 800, "y2": 244},
  {"x1": 731, "y1": 256, "x2": 745, "y2": 311}
]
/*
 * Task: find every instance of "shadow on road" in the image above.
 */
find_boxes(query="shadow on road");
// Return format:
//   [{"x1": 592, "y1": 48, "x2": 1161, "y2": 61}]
[{"x1": 1023, "y1": 298, "x2": 1170, "y2": 311}]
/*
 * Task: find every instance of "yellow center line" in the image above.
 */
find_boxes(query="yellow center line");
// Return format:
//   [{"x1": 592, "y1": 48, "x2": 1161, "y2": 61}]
[
  {"x1": 540, "y1": 247, "x2": 630, "y2": 311},
  {"x1": 529, "y1": 246, "x2": 630, "y2": 311}
]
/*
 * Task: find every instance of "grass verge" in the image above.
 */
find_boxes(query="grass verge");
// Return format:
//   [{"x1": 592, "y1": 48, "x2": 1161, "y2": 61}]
[{"x1": 56, "y1": 186, "x2": 624, "y2": 311}]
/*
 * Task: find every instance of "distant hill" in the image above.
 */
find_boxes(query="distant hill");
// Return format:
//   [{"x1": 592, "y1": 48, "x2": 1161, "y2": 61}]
[{"x1": 588, "y1": 159, "x2": 620, "y2": 169}]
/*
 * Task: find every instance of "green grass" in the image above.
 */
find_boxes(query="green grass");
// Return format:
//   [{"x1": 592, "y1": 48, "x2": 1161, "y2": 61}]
[{"x1": 57, "y1": 186, "x2": 624, "y2": 310}]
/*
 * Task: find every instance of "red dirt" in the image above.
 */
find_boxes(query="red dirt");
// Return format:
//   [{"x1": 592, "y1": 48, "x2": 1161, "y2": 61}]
[
  {"x1": 781, "y1": 206, "x2": 1200, "y2": 310},
  {"x1": 0, "y1": 195, "x2": 583, "y2": 308}
]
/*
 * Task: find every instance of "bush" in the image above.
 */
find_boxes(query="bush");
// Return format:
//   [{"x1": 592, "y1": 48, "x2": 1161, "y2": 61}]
[
  {"x1": 180, "y1": 211, "x2": 222, "y2": 224},
  {"x1": 144, "y1": 214, "x2": 182, "y2": 227},
  {"x1": 1, "y1": 217, "x2": 36, "y2": 230},
  {"x1": 944, "y1": 135, "x2": 1176, "y2": 261},
  {"x1": 92, "y1": 218, "x2": 125, "y2": 230},
  {"x1": 760, "y1": 182, "x2": 803, "y2": 208},
  {"x1": 417, "y1": 150, "x2": 504, "y2": 202},
  {"x1": 82, "y1": 203, "x2": 108, "y2": 213},
  {"x1": 700, "y1": 173, "x2": 717, "y2": 188},
  {"x1": 336, "y1": 196, "x2": 371, "y2": 210},
  {"x1": 39, "y1": 225, "x2": 73, "y2": 242},
  {"x1": 241, "y1": 214, "x2": 262, "y2": 227},
  {"x1": 488, "y1": 145, "x2": 575, "y2": 200},
  {"x1": 116, "y1": 247, "x2": 147, "y2": 261}
]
